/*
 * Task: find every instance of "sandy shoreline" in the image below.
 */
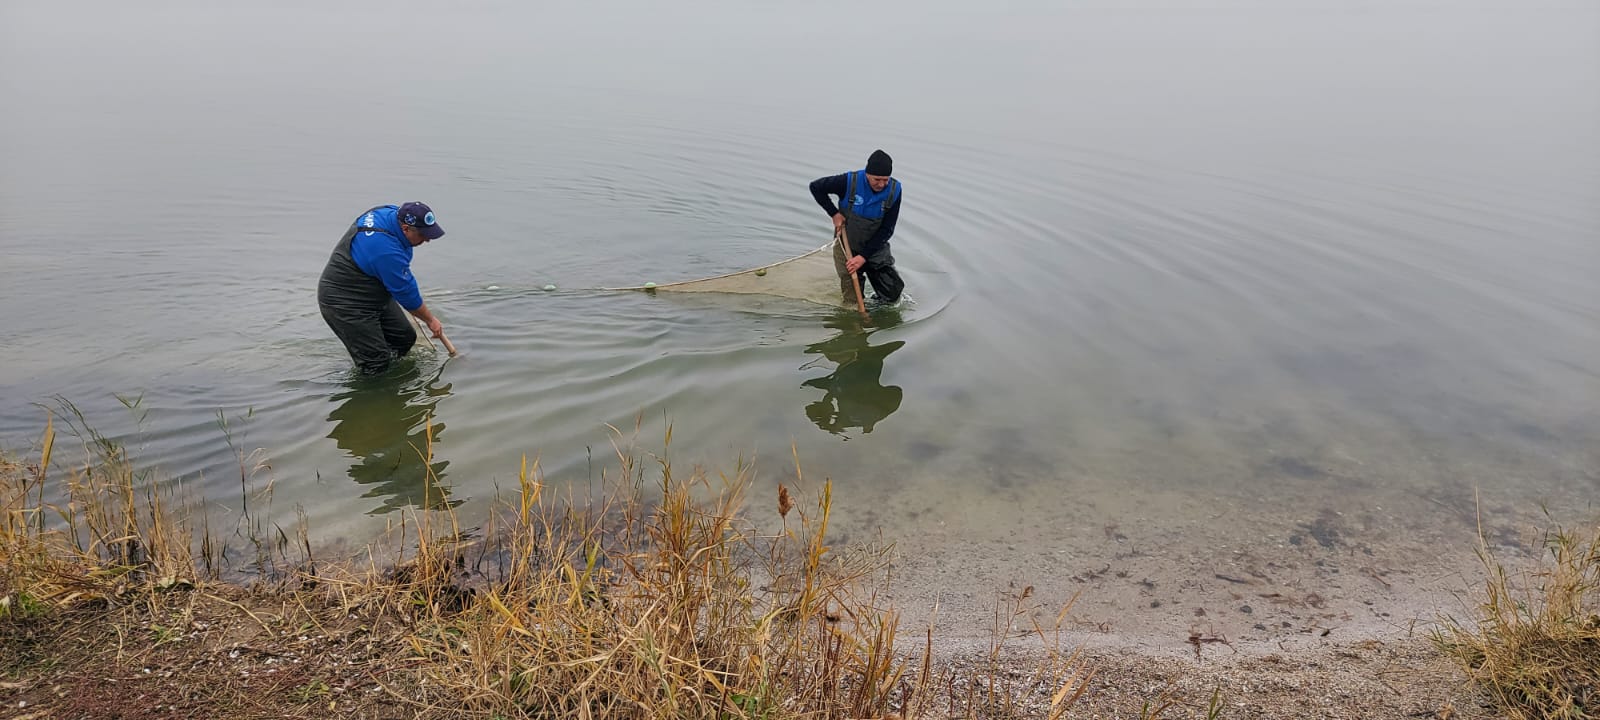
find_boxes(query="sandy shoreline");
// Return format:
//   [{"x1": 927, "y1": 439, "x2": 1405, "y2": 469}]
[
  {"x1": 840, "y1": 518, "x2": 1502, "y2": 717},
  {"x1": 779, "y1": 442, "x2": 1597, "y2": 717},
  {"x1": 928, "y1": 637, "x2": 1492, "y2": 719},
  {"x1": 838, "y1": 522, "x2": 1505, "y2": 717}
]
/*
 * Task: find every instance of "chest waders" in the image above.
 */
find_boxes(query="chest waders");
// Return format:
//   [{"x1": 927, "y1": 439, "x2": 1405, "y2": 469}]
[
  {"x1": 833, "y1": 173, "x2": 906, "y2": 304},
  {"x1": 317, "y1": 210, "x2": 418, "y2": 374}
]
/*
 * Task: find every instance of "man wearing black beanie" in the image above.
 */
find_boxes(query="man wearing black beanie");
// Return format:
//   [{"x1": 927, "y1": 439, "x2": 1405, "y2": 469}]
[{"x1": 808, "y1": 149, "x2": 905, "y2": 304}]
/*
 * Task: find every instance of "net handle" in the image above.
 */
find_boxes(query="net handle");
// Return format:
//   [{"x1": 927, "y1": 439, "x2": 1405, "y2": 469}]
[
  {"x1": 837, "y1": 227, "x2": 869, "y2": 318},
  {"x1": 407, "y1": 314, "x2": 459, "y2": 358}
]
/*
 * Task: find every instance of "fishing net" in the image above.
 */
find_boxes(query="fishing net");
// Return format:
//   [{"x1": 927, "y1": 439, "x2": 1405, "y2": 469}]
[{"x1": 605, "y1": 238, "x2": 856, "y2": 309}]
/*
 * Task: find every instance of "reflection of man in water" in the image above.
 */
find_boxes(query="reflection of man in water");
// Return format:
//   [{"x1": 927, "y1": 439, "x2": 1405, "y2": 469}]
[
  {"x1": 325, "y1": 369, "x2": 455, "y2": 514},
  {"x1": 801, "y1": 309, "x2": 906, "y2": 435}
]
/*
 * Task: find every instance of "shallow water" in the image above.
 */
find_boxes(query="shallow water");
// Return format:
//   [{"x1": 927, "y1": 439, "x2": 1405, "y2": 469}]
[{"x1": 2, "y1": 0, "x2": 1596, "y2": 591}]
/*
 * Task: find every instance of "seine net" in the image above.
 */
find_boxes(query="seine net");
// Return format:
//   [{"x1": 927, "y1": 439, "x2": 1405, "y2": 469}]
[{"x1": 606, "y1": 237, "x2": 856, "y2": 309}]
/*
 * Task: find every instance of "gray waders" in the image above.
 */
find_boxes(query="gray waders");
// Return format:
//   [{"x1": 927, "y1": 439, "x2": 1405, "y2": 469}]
[
  {"x1": 317, "y1": 211, "x2": 417, "y2": 374},
  {"x1": 833, "y1": 173, "x2": 905, "y2": 304}
]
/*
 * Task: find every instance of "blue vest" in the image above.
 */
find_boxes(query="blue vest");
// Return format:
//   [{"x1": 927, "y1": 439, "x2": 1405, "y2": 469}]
[
  {"x1": 345, "y1": 205, "x2": 422, "y2": 310},
  {"x1": 349, "y1": 205, "x2": 414, "y2": 275},
  {"x1": 842, "y1": 170, "x2": 901, "y2": 221}
]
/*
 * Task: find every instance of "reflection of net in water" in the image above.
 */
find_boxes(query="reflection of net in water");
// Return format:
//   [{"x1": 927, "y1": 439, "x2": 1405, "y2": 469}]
[{"x1": 605, "y1": 241, "x2": 851, "y2": 309}]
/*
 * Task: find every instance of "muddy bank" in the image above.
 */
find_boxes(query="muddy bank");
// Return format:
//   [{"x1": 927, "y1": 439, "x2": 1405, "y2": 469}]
[{"x1": 0, "y1": 584, "x2": 1492, "y2": 720}]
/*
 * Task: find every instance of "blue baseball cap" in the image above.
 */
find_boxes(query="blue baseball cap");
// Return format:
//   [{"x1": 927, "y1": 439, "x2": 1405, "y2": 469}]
[{"x1": 398, "y1": 201, "x2": 445, "y2": 240}]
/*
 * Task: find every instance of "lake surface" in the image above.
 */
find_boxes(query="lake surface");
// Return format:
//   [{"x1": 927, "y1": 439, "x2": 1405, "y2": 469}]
[{"x1": 2, "y1": 0, "x2": 1596, "y2": 616}]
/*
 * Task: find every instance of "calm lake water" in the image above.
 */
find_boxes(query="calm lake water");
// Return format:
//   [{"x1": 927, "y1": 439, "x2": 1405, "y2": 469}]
[{"x1": 2, "y1": 1, "x2": 1596, "y2": 575}]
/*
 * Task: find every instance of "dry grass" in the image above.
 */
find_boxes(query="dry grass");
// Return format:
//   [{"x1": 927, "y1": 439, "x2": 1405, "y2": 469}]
[
  {"x1": 2, "y1": 410, "x2": 1110, "y2": 719},
  {"x1": 1432, "y1": 506, "x2": 1600, "y2": 719},
  {"x1": 1, "y1": 410, "x2": 199, "y2": 624},
  {"x1": 372, "y1": 422, "x2": 919, "y2": 719}
]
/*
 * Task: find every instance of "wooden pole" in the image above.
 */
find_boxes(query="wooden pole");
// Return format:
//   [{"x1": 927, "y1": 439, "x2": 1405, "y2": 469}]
[
  {"x1": 408, "y1": 314, "x2": 437, "y2": 351},
  {"x1": 408, "y1": 314, "x2": 457, "y2": 357},
  {"x1": 836, "y1": 226, "x2": 869, "y2": 318}
]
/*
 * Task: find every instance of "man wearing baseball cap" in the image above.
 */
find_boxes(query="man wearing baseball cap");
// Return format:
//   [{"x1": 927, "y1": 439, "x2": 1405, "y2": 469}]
[{"x1": 317, "y1": 201, "x2": 448, "y2": 374}]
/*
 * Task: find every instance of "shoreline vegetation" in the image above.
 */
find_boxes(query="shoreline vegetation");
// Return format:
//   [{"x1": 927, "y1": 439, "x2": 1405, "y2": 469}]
[{"x1": 2, "y1": 405, "x2": 1594, "y2": 719}]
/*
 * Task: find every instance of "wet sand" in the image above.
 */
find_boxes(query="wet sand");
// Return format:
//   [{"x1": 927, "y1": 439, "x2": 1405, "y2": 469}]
[{"x1": 780, "y1": 427, "x2": 1598, "y2": 716}]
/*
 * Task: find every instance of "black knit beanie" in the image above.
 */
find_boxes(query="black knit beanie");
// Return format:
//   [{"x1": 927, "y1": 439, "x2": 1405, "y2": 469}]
[{"x1": 865, "y1": 149, "x2": 893, "y2": 176}]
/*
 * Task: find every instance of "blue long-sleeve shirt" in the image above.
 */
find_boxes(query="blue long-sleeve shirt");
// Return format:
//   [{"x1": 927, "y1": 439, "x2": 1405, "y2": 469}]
[
  {"x1": 349, "y1": 206, "x2": 423, "y2": 311},
  {"x1": 809, "y1": 173, "x2": 901, "y2": 258}
]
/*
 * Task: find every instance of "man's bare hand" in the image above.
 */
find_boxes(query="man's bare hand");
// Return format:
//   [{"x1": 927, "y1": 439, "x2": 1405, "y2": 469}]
[
  {"x1": 832, "y1": 213, "x2": 846, "y2": 233},
  {"x1": 427, "y1": 317, "x2": 443, "y2": 338},
  {"x1": 845, "y1": 255, "x2": 866, "y2": 274}
]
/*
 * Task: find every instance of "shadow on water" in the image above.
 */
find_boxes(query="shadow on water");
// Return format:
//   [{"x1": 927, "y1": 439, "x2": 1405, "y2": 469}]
[
  {"x1": 799, "y1": 305, "x2": 907, "y2": 438},
  {"x1": 325, "y1": 359, "x2": 458, "y2": 515}
]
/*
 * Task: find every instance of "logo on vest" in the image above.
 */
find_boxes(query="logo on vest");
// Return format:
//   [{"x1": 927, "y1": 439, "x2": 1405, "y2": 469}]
[{"x1": 852, "y1": 194, "x2": 864, "y2": 207}]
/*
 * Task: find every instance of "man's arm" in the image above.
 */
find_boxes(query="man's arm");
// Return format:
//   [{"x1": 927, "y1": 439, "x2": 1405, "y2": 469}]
[
  {"x1": 408, "y1": 302, "x2": 443, "y2": 337},
  {"x1": 809, "y1": 173, "x2": 848, "y2": 216},
  {"x1": 369, "y1": 247, "x2": 443, "y2": 336},
  {"x1": 368, "y1": 246, "x2": 424, "y2": 311}
]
